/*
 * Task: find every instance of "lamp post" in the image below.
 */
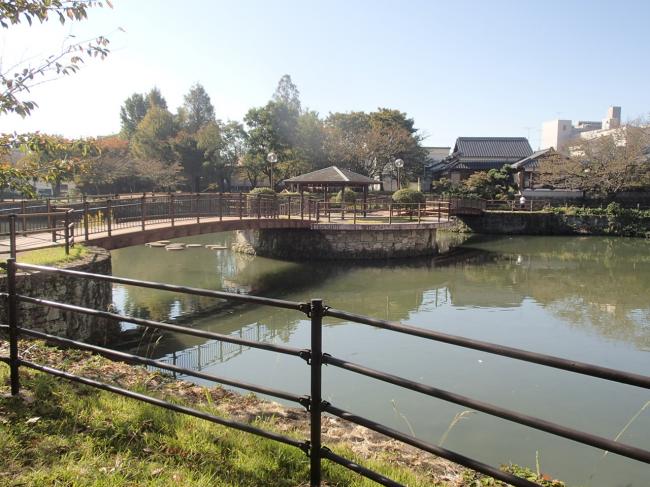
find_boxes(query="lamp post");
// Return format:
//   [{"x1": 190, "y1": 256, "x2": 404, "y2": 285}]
[
  {"x1": 267, "y1": 152, "x2": 278, "y2": 190},
  {"x1": 394, "y1": 158, "x2": 404, "y2": 190}
]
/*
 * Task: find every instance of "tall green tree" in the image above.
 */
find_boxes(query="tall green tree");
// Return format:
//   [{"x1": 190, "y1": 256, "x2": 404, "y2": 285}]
[
  {"x1": 146, "y1": 87, "x2": 167, "y2": 110},
  {"x1": 130, "y1": 106, "x2": 178, "y2": 163},
  {"x1": 272, "y1": 74, "x2": 301, "y2": 113},
  {"x1": 119, "y1": 93, "x2": 148, "y2": 139},
  {"x1": 181, "y1": 83, "x2": 215, "y2": 134}
]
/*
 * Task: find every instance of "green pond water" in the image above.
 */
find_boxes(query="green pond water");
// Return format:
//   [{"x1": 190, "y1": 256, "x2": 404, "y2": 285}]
[{"x1": 111, "y1": 233, "x2": 650, "y2": 487}]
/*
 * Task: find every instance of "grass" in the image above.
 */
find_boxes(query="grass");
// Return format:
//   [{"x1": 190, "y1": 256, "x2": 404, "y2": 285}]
[
  {"x1": 2, "y1": 245, "x2": 88, "y2": 273},
  {"x1": 0, "y1": 350, "x2": 448, "y2": 487}
]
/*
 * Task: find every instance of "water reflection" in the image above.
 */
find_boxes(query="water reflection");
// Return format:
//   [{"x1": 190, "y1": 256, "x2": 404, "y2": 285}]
[{"x1": 110, "y1": 233, "x2": 650, "y2": 487}]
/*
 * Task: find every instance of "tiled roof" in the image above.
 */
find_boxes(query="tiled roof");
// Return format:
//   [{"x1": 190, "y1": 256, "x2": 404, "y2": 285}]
[
  {"x1": 454, "y1": 137, "x2": 533, "y2": 159},
  {"x1": 284, "y1": 166, "x2": 376, "y2": 184},
  {"x1": 511, "y1": 148, "x2": 555, "y2": 170}
]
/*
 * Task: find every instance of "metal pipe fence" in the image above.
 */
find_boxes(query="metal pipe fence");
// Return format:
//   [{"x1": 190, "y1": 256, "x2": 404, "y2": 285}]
[{"x1": 1, "y1": 259, "x2": 648, "y2": 486}]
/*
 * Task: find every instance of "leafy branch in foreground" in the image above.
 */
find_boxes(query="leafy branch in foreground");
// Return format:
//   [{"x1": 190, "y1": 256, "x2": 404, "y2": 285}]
[{"x1": 0, "y1": 0, "x2": 114, "y2": 117}]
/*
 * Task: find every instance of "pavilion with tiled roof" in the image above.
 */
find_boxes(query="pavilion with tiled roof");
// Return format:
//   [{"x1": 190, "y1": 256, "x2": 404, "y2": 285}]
[{"x1": 284, "y1": 166, "x2": 377, "y2": 205}]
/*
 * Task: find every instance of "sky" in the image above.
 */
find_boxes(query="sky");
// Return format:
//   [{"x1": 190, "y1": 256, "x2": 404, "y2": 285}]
[{"x1": 1, "y1": 0, "x2": 649, "y2": 149}]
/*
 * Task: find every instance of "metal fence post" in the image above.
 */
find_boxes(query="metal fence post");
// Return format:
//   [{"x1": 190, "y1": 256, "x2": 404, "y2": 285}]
[
  {"x1": 170, "y1": 193, "x2": 175, "y2": 226},
  {"x1": 218, "y1": 193, "x2": 223, "y2": 221},
  {"x1": 64, "y1": 211, "x2": 70, "y2": 255},
  {"x1": 7, "y1": 257, "x2": 20, "y2": 395},
  {"x1": 83, "y1": 201, "x2": 89, "y2": 241},
  {"x1": 47, "y1": 199, "x2": 55, "y2": 242},
  {"x1": 239, "y1": 193, "x2": 244, "y2": 220},
  {"x1": 107, "y1": 199, "x2": 112, "y2": 236},
  {"x1": 389, "y1": 204, "x2": 392, "y2": 224},
  {"x1": 196, "y1": 193, "x2": 201, "y2": 224},
  {"x1": 9, "y1": 214, "x2": 17, "y2": 259},
  {"x1": 141, "y1": 195, "x2": 147, "y2": 231},
  {"x1": 310, "y1": 298, "x2": 324, "y2": 486},
  {"x1": 287, "y1": 196, "x2": 291, "y2": 220},
  {"x1": 257, "y1": 195, "x2": 262, "y2": 220},
  {"x1": 418, "y1": 203, "x2": 421, "y2": 223},
  {"x1": 300, "y1": 196, "x2": 304, "y2": 220},
  {"x1": 20, "y1": 200, "x2": 26, "y2": 236}
]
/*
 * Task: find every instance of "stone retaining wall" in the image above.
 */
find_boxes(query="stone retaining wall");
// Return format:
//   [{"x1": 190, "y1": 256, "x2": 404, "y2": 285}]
[
  {"x1": 232, "y1": 223, "x2": 437, "y2": 260},
  {"x1": 0, "y1": 247, "x2": 118, "y2": 344},
  {"x1": 456, "y1": 212, "x2": 650, "y2": 237}
]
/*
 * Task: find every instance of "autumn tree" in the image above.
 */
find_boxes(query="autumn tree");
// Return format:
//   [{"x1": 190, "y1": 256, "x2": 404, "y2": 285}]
[
  {"x1": 76, "y1": 136, "x2": 134, "y2": 194},
  {"x1": 20, "y1": 134, "x2": 99, "y2": 196},
  {"x1": 537, "y1": 124, "x2": 650, "y2": 196}
]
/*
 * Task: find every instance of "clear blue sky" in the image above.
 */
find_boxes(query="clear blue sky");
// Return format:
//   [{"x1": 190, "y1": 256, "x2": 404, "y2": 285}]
[{"x1": 1, "y1": 0, "x2": 649, "y2": 149}]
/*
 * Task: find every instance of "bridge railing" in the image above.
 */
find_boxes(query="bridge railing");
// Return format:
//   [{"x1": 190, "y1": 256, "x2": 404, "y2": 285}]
[
  {"x1": 2, "y1": 260, "x2": 648, "y2": 486},
  {"x1": 0, "y1": 209, "x2": 76, "y2": 258},
  {"x1": 1, "y1": 193, "x2": 323, "y2": 252},
  {"x1": 315, "y1": 200, "x2": 452, "y2": 224}
]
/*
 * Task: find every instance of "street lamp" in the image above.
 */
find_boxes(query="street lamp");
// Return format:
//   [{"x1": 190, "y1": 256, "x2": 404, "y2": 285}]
[
  {"x1": 394, "y1": 158, "x2": 404, "y2": 190},
  {"x1": 267, "y1": 152, "x2": 278, "y2": 189}
]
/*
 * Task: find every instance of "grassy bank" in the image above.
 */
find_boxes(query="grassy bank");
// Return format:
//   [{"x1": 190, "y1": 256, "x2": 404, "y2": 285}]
[
  {"x1": 0, "y1": 343, "x2": 564, "y2": 486},
  {"x1": 1, "y1": 245, "x2": 88, "y2": 272}
]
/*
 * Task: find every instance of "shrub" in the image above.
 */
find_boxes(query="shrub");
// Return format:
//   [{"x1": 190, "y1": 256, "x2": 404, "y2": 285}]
[
  {"x1": 333, "y1": 188, "x2": 357, "y2": 203},
  {"x1": 392, "y1": 188, "x2": 425, "y2": 205},
  {"x1": 249, "y1": 187, "x2": 277, "y2": 197}
]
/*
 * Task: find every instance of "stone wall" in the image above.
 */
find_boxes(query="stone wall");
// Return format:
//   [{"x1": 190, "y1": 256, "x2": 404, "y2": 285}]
[
  {"x1": 0, "y1": 247, "x2": 118, "y2": 344},
  {"x1": 456, "y1": 212, "x2": 650, "y2": 237},
  {"x1": 232, "y1": 223, "x2": 437, "y2": 260}
]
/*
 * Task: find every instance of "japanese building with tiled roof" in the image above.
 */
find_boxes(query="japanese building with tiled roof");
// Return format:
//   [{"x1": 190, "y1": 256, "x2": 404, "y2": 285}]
[{"x1": 427, "y1": 137, "x2": 533, "y2": 183}]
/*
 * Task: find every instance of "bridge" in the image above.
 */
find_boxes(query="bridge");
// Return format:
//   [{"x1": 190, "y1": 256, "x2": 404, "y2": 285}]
[{"x1": 0, "y1": 193, "x2": 484, "y2": 256}]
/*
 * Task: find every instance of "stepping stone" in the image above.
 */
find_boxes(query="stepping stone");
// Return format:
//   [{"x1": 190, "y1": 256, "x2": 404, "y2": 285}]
[
  {"x1": 158, "y1": 240, "x2": 171, "y2": 244},
  {"x1": 208, "y1": 245, "x2": 228, "y2": 250},
  {"x1": 186, "y1": 244, "x2": 203, "y2": 248},
  {"x1": 146, "y1": 242, "x2": 167, "y2": 247},
  {"x1": 165, "y1": 244, "x2": 186, "y2": 251}
]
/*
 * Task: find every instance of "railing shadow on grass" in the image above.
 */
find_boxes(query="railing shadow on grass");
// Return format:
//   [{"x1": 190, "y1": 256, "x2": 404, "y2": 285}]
[{"x1": 1, "y1": 259, "x2": 649, "y2": 486}]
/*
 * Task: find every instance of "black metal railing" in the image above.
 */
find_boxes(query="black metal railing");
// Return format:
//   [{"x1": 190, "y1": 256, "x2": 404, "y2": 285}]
[
  {"x1": 1, "y1": 259, "x2": 648, "y2": 487},
  {"x1": 0, "y1": 209, "x2": 75, "y2": 258}
]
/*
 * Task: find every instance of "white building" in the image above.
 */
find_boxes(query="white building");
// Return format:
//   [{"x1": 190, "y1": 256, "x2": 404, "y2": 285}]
[{"x1": 541, "y1": 106, "x2": 622, "y2": 153}]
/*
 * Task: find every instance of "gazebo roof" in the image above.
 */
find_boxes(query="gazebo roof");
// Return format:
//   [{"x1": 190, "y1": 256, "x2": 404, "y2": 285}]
[{"x1": 284, "y1": 166, "x2": 376, "y2": 185}]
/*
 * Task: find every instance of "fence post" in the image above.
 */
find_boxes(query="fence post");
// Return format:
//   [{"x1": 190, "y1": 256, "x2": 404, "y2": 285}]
[
  {"x1": 107, "y1": 199, "x2": 112, "y2": 236},
  {"x1": 316, "y1": 202, "x2": 320, "y2": 222},
  {"x1": 257, "y1": 195, "x2": 262, "y2": 220},
  {"x1": 7, "y1": 257, "x2": 20, "y2": 395},
  {"x1": 218, "y1": 194, "x2": 223, "y2": 221},
  {"x1": 47, "y1": 199, "x2": 55, "y2": 242},
  {"x1": 196, "y1": 193, "x2": 201, "y2": 224},
  {"x1": 9, "y1": 214, "x2": 17, "y2": 259},
  {"x1": 170, "y1": 193, "x2": 176, "y2": 226},
  {"x1": 20, "y1": 199, "x2": 26, "y2": 236},
  {"x1": 287, "y1": 196, "x2": 291, "y2": 220},
  {"x1": 300, "y1": 196, "x2": 304, "y2": 220},
  {"x1": 141, "y1": 194, "x2": 146, "y2": 231},
  {"x1": 64, "y1": 211, "x2": 70, "y2": 255},
  {"x1": 418, "y1": 203, "x2": 421, "y2": 223},
  {"x1": 239, "y1": 193, "x2": 244, "y2": 220},
  {"x1": 309, "y1": 298, "x2": 324, "y2": 487},
  {"x1": 389, "y1": 204, "x2": 392, "y2": 224},
  {"x1": 437, "y1": 201, "x2": 441, "y2": 223},
  {"x1": 83, "y1": 201, "x2": 89, "y2": 241}
]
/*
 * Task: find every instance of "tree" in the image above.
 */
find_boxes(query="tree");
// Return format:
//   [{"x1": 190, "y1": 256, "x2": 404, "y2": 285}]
[
  {"x1": 76, "y1": 136, "x2": 134, "y2": 194},
  {"x1": 463, "y1": 165, "x2": 517, "y2": 200},
  {"x1": 181, "y1": 83, "x2": 215, "y2": 134},
  {"x1": 172, "y1": 130, "x2": 204, "y2": 192},
  {"x1": 20, "y1": 133, "x2": 99, "y2": 196},
  {"x1": 244, "y1": 101, "x2": 299, "y2": 186},
  {"x1": 272, "y1": 74, "x2": 301, "y2": 113},
  {"x1": 0, "y1": 0, "x2": 112, "y2": 117},
  {"x1": 0, "y1": 164, "x2": 34, "y2": 198},
  {"x1": 295, "y1": 110, "x2": 327, "y2": 170},
  {"x1": 119, "y1": 93, "x2": 149, "y2": 139},
  {"x1": 538, "y1": 124, "x2": 650, "y2": 196},
  {"x1": 146, "y1": 87, "x2": 167, "y2": 110},
  {"x1": 130, "y1": 106, "x2": 178, "y2": 163}
]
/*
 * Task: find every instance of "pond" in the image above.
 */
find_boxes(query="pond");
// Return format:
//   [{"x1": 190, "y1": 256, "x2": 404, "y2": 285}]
[{"x1": 111, "y1": 233, "x2": 650, "y2": 487}]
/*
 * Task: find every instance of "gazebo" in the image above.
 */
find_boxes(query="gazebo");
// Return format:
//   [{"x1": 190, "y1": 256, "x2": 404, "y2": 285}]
[{"x1": 284, "y1": 166, "x2": 377, "y2": 208}]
